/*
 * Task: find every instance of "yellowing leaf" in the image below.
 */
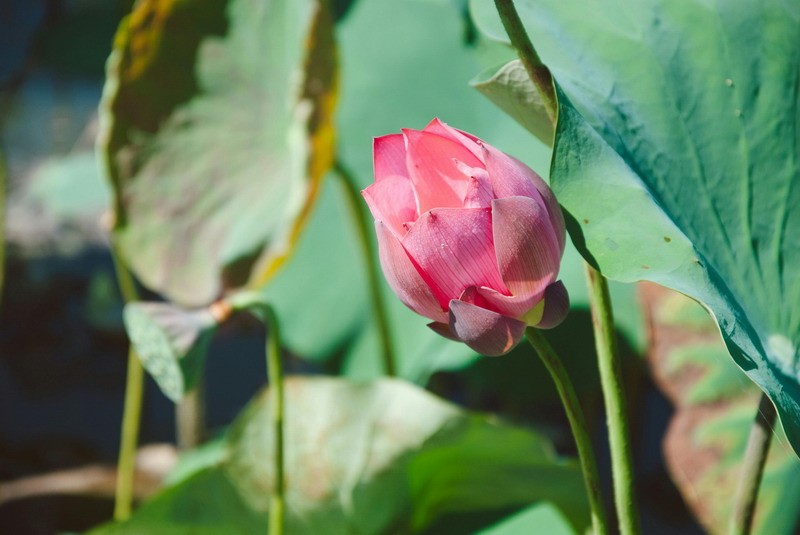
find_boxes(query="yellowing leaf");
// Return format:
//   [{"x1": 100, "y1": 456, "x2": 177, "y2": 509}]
[{"x1": 99, "y1": 0, "x2": 337, "y2": 306}]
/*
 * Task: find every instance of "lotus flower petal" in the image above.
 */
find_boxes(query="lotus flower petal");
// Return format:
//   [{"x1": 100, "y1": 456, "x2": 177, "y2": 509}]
[
  {"x1": 373, "y1": 134, "x2": 408, "y2": 181},
  {"x1": 536, "y1": 280, "x2": 570, "y2": 329},
  {"x1": 374, "y1": 221, "x2": 447, "y2": 323},
  {"x1": 427, "y1": 321, "x2": 460, "y2": 341},
  {"x1": 402, "y1": 207, "x2": 508, "y2": 303},
  {"x1": 482, "y1": 144, "x2": 566, "y2": 251},
  {"x1": 403, "y1": 129, "x2": 483, "y2": 213},
  {"x1": 448, "y1": 299, "x2": 526, "y2": 356},
  {"x1": 492, "y1": 196, "x2": 561, "y2": 301},
  {"x1": 470, "y1": 286, "x2": 541, "y2": 320},
  {"x1": 362, "y1": 175, "x2": 418, "y2": 238},
  {"x1": 461, "y1": 171, "x2": 495, "y2": 209},
  {"x1": 423, "y1": 118, "x2": 483, "y2": 161}
]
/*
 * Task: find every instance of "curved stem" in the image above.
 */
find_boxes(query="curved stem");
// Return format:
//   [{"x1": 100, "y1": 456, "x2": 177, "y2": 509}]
[
  {"x1": 729, "y1": 393, "x2": 776, "y2": 535},
  {"x1": 493, "y1": 2, "x2": 640, "y2": 531},
  {"x1": 262, "y1": 305, "x2": 285, "y2": 535},
  {"x1": 525, "y1": 327, "x2": 609, "y2": 535},
  {"x1": 110, "y1": 243, "x2": 143, "y2": 521},
  {"x1": 493, "y1": 0, "x2": 557, "y2": 124},
  {"x1": 586, "y1": 266, "x2": 641, "y2": 535},
  {"x1": 114, "y1": 345, "x2": 143, "y2": 520},
  {"x1": 333, "y1": 160, "x2": 397, "y2": 377},
  {"x1": 226, "y1": 293, "x2": 286, "y2": 533}
]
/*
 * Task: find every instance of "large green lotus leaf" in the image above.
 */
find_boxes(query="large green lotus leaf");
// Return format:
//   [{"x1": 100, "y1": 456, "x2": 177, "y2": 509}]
[
  {"x1": 643, "y1": 285, "x2": 800, "y2": 533},
  {"x1": 471, "y1": 0, "x2": 800, "y2": 452},
  {"x1": 90, "y1": 378, "x2": 589, "y2": 534},
  {"x1": 98, "y1": 0, "x2": 336, "y2": 307},
  {"x1": 405, "y1": 415, "x2": 587, "y2": 531}
]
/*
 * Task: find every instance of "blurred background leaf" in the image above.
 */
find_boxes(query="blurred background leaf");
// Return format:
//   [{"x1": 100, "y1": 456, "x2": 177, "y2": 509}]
[
  {"x1": 99, "y1": 0, "x2": 337, "y2": 307},
  {"x1": 122, "y1": 302, "x2": 218, "y2": 402},
  {"x1": 642, "y1": 284, "x2": 800, "y2": 534},
  {"x1": 476, "y1": 502, "x2": 576, "y2": 535},
  {"x1": 90, "y1": 377, "x2": 590, "y2": 535},
  {"x1": 26, "y1": 151, "x2": 108, "y2": 219}
]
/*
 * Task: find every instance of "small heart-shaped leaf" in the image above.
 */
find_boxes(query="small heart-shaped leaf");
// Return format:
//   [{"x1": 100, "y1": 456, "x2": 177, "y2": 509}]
[
  {"x1": 471, "y1": 60, "x2": 554, "y2": 146},
  {"x1": 123, "y1": 302, "x2": 218, "y2": 401}
]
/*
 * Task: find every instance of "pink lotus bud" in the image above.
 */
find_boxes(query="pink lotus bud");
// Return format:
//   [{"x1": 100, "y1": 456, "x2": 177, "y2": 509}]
[{"x1": 362, "y1": 119, "x2": 568, "y2": 356}]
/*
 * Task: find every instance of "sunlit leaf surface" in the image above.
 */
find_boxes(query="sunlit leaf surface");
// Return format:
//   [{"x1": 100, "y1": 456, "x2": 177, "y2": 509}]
[
  {"x1": 643, "y1": 285, "x2": 800, "y2": 534},
  {"x1": 99, "y1": 0, "x2": 336, "y2": 307},
  {"x1": 472, "y1": 0, "x2": 800, "y2": 453}
]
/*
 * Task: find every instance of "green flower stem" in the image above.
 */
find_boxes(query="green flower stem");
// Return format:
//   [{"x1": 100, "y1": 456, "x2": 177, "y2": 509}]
[
  {"x1": 110, "y1": 243, "x2": 143, "y2": 521},
  {"x1": 493, "y1": 0, "x2": 557, "y2": 126},
  {"x1": 525, "y1": 327, "x2": 609, "y2": 535},
  {"x1": 114, "y1": 346, "x2": 143, "y2": 520},
  {"x1": 586, "y1": 266, "x2": 641, "y2": 535},
  {"x1": 333, "y1": 159, "x2": 397, "y2": 377},
  {"x1": 175, "y1": 383, "x2": 206, "y2": 449},
  {"x1": 226, "y1": 293, "x2": 286, "y2": 534},
  {"x1": 494, "y1": 1, "x2": 640, "y2": 532},
  {"x1": 729, "y1": 393, "x2": 776, "y2": 535},
  {"x1": 262, "y1": 304, "x2": 285, "y2": 535},
  {"x1": 227, "y1": 291, "x2": 266, "y2": 311}
]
